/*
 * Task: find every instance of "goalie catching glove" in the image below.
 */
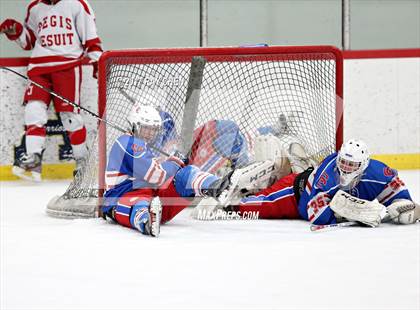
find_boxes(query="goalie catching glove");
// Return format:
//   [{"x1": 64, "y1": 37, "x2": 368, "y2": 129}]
[
  {"x1": 387, "y1": 199, "x2": 420, "y2": 224},
  {"x1": 329, "y1": 190, "x2": 386, "y2": 227}
]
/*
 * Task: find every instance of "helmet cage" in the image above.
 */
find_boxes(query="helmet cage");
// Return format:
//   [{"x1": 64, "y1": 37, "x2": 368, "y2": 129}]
[
  {"x1": 336, "y1": 139, "x2": 370, "y2": 188},
  {"x1": 133, "y1": 123, "x2": 162, "y2": 143}
]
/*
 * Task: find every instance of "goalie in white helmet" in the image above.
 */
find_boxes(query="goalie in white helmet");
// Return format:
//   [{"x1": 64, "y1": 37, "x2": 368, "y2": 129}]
[
  {"x1": 336, "y1": 139, "x2": 370, "y2": 188},
  {"x1": 195, "y1": 138, "x2": 419, "y2": 227}
]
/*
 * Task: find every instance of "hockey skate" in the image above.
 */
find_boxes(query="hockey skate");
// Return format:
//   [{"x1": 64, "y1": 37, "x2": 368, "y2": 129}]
[
  {"x1": 132, "y1": 198, "x2": 162, "y2": 237},
  {"x1": 12, "y1": 152, "x2": 42, "y2": 182},
  {"x1": 288, "y1": 142, "x2": 317, "y2": 173}
]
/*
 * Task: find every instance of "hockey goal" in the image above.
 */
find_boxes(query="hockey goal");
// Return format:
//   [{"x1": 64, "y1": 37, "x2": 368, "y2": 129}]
[{"x1": 46, "y1": 45, "x2": 343, "y2": 218}]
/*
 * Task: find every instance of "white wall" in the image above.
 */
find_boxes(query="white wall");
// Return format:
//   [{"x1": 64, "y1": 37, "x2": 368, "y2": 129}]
[
  {"x1": 0, "y1": 56, "x2": 419, "y2": 166},
  {"x1": 344, "y1": 57, "x2": 420, "y2": 154}
]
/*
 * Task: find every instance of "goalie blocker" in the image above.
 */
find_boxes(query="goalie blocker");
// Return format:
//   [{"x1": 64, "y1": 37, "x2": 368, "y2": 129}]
[{"x1": 193, "y1": 139, "x2": 420, "y2": 227}]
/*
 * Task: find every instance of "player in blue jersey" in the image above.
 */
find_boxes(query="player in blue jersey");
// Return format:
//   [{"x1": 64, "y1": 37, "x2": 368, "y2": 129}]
[
  {"x1": 215, "y1": 139, "x2": 419, "y2": 226},
  {"x1": 189, "y1": 119, "x2": 250, "y2": 176},
  {"x1": 102, "y1": 104, "x2": 233, "y2": 236}
]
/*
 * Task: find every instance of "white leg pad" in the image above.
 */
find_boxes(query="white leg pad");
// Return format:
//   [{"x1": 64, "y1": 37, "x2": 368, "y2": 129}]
[
  {"x1": 26, "y1": 135, "x2": 46, "y2": 154},
  {"x1": 24, "y1": 100, "x2": 48, "y2": 126},
  {"x1": 71, "y1": 143, "x2": 88, "y2": 159},
  {"x1": 59, "y1": 112, "x2": 84, "y2": 132}
]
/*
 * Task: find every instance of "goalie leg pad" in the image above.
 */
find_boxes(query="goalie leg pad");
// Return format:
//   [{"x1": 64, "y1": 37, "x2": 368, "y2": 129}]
[
  {"x1": 218, "y1": 160, "x2": 276, "y2": 206},
  {"x1": 288, "y1": 142, "x2": 317, "y2": 173}
]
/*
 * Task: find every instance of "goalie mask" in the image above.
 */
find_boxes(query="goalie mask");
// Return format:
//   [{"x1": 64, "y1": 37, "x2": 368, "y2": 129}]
[
  {"x1": 127, "y1": 104, "x2": 162, "y2": 143},
  {"x1": 336, "y1": 139, "x2": 370, "y2": 188}
]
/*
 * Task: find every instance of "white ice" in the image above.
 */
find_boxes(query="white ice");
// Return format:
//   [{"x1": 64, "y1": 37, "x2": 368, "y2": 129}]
[{"x1": 1, "y1": 171, "x2": 419, "y2": 310}]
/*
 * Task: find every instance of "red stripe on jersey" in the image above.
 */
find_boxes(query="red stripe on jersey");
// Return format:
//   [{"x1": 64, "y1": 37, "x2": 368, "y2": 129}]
[
  {"x1": 29, "y1": 55, "x2": 82, "y2": 64},
  {"x1": 24, "y1": 28, "x2": 37, "y2": 50},
  {"x1": 156, "y1": 170, "x2": 166, "y2": 186},
  {"x1": 145, "y1": 165, "x2": 157, "y2": 183},
  {"x1": 25, "y1": 0, "x2": 42, "y2": 24},
  {"x1": 379, "y1": 191, "x2": 395, "y2": 204},
  {"x1": 87, "y1": 45, "x2": 103, "y2": 54},
  {"x1": 78, "y1": 0, "x2": 91, "y2": 15},
  {"x1": 106, "y1": 172, "x2": 127, "y2": 177},
  {"x1": 28, "y1": 61, "x2": 82, "y2": 77},
  {"x1": 84, "y1": 37, "x2": 102, "y2": 49}
]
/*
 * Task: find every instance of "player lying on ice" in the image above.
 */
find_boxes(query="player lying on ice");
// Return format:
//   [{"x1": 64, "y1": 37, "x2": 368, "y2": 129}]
[
  {"x1": 193, "y1": 138, "x2": 420, "y2": 227},
  {"x1": 101, "y1": 103, "x2": 245, "y2": 237}
]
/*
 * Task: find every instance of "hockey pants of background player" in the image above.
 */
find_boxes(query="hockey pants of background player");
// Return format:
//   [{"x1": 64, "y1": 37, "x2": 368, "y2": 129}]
[
  {"x1": 23, "y1": 66, "x2": 88, "y2": 160},
  {"x1": 237, "y1": 173, "x2": 302, "y2": 219}
]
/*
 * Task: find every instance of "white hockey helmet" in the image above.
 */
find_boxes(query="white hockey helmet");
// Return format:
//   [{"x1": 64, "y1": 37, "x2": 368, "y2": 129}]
[
  {"x1": 128, "y1": 104, "x2": 162, "y2": 143},
  {"x1": 336, "y1": 139, "x2": 370, "y2": 187}
]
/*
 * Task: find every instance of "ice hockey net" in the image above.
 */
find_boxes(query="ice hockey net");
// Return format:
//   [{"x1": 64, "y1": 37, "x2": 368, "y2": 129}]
[{"x1": 46, "y1": 45, "x2": 343, "y2": 218}]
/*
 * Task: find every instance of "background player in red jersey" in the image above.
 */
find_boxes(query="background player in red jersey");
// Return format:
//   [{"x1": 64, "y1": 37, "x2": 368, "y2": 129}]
[{"x1": 1, "y1": 0, "x2": 103, "y2": 181}]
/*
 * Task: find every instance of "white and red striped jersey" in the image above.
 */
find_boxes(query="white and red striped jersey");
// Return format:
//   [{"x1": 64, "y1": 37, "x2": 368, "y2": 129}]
[{"x1": 14, "y1": 0, "x2": 102, "y2": 76}]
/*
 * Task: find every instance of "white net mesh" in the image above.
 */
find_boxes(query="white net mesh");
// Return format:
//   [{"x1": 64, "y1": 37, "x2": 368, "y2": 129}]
[{"x1": 46, "y1": 46, "x2": 342, "y2": 218}]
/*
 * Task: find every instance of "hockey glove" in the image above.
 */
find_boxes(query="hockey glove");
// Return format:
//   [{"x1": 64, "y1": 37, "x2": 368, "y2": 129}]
[
  {"x1": 329, "y1": 190, "x2": 386, "y2": 227},
  {"x1": 168, "y1": 150, "x2": 189, "y2": 167},
  {"x1": 0, "y1": 19, "x2": 23, "y2": 40},
  {"x1": 387, "y1": 199, "x2": 420, "y2": 224}
]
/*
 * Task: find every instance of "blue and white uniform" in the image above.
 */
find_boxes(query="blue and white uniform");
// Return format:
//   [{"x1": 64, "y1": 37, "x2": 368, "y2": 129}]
[
  {"x1": 299, "y1": 153, "x2": 412, "y2": 224},
  {"x1": 102, "y1": 134, "x2": 183, "y2": 214},
  {"x1": 237, "y1": 152, "x2": 412, "y2": 225}
]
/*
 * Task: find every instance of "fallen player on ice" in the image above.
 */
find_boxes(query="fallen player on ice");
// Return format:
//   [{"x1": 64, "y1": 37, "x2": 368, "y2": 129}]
[{"x1": 192, "y1": 137, "x2": 420, "y2": 229}]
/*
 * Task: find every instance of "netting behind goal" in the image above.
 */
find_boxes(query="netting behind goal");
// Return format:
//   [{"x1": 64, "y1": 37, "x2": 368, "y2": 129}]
[{"x1": 46, "y1": 45, "x2": 343, "y2": 218}]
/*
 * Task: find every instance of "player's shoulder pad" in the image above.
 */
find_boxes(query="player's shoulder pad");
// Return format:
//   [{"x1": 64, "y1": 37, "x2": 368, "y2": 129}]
[
  {"x1": 26, "y1": 0, "x2": 42, "y2": 17},
  {"x1": 76, "y1": 0, "x2": 94, "y2": 15},
  {"x1": 313, "y1": 153, "x2": 339, "y2": 190},
  {"x1": 115, "y1": 134, "x2": 147, "y2": 157},
  {"x1": 363, "y1": 159, "x2": 398, "y2": 182},
  {"x1": 215, "y1": 119, "x2": 240, "y2": 133}
]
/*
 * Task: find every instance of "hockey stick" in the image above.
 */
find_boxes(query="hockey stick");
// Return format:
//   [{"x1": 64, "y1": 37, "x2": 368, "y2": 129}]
[
  {"x1": 310, "y1": 221, "x2": 359, "y2": 232},
  {"x1": 0, "y1": 66, "x2": 169, "y2": 157},
  {"x1": 310, "y1": 212, "x2": 399, "y2": 232}
]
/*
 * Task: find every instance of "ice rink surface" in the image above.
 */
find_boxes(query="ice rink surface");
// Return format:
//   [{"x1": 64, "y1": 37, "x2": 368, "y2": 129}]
[{"x1": 1, "y1": 170, "x2": 419, "y2": 310}]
